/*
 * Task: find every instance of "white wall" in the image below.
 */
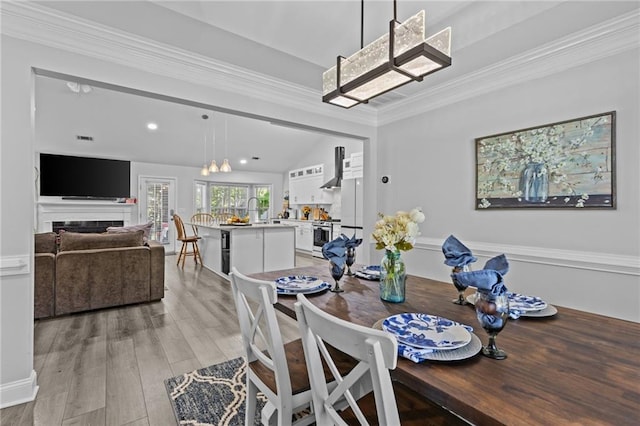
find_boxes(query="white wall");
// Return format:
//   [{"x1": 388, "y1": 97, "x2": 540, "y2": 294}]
[
  {"x1": 373, "y1": 50, "x2": 640, "y2": 322},
  {"x1": 0, "y1": 34, "x2": 376, "y2": 408}
]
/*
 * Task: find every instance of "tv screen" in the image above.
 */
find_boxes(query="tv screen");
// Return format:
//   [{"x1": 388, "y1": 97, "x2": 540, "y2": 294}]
[{"x1": 39, "y1": 153, "x2": 131, "y2": 199}]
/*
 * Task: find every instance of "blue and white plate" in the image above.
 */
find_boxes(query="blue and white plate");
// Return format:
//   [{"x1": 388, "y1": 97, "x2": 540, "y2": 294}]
[
  {"x1": 275, "y1": 276, "x2": 325, "y2": 292},
  {"x1": 507, "y1": 292, "x2": 548, "y2": 312},
  {"x1": 355, "y1": 265, "x2": 381, "y2": 281},
  {"x1": 276, "y1": 281, "x2": 331, "y2": 296},
  {"x1": 382, "y1": 313, "x2": 472, "y2": 350}
]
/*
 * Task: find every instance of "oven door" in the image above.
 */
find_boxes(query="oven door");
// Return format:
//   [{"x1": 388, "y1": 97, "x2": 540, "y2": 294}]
[{"x1": 313, "y1": 226, "x2": 331, "y2": 248}]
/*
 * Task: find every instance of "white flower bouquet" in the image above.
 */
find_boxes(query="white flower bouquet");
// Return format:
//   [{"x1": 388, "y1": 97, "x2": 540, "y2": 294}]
[{"x1": 372, "y1": 207, "x2": 425, "y2": 252}]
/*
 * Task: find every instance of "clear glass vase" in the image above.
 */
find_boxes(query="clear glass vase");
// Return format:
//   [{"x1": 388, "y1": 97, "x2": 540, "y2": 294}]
[
  {"x1": 520, "y1": 162, "x2": 548, "y2": 203},
  {"x1": 379, "y1": 249, "x2": 406, "y2": 303}
]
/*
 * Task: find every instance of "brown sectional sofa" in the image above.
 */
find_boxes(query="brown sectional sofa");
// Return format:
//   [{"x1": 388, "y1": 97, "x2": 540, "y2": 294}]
[{"x1": 34, "y1": 231, "x2": 165, "y2": 318}]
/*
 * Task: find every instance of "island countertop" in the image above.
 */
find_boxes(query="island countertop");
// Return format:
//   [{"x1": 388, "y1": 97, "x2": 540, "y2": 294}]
[
  {"x1": 186, "y1": 222, "x2": 295, "y2": 230},
  {"x1": 186, "y1": 221, "x2": 296, "y2": 277}
]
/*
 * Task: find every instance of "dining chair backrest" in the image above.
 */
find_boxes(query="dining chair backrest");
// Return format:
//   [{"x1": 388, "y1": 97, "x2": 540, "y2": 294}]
[
  {"x1": 173, "y1": 214, "x2": 187, "y2": 240},
  {"x1": 295, "y1": 293, "x2": 399, "y2": 426},
  {"x1": 190, "y1": 212, "x2": 214, "y2": 235},
  {"x1": 230, "y1": 267, "x2": 297, "y2": 425}
]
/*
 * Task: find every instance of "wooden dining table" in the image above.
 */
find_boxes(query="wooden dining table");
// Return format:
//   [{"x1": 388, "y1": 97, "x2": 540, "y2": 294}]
[{"x1": 251, "y1": 264, "x2": 640, "y2": 426}]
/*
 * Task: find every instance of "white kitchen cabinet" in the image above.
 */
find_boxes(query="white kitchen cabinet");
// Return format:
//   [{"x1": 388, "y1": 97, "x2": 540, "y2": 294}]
[
  {"x1": 264, "y1": 227, "x2": 296, "y2": 271},
  {"x1": 277, "y1": 219, "x2": 313, "y2": 252},
  {"x1": 289, "y1": 164, "x2": 329, "y2": 205},
  {"x1": 231, "y1": 228, "x2": 264, "y2": 275},
  {"x1": 297, "y1": 221, "x2": 313, "y2": 252}
]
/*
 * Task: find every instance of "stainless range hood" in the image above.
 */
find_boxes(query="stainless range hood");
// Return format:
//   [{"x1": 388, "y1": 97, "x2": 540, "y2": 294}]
[{"x1": 321, "y1": 146, "x2": 345, "y2": 189}]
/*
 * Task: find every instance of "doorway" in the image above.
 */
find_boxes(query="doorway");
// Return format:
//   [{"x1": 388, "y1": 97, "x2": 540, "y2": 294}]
[{"x1": 139, "y1": 176, "x2": 177, "y2": 254}]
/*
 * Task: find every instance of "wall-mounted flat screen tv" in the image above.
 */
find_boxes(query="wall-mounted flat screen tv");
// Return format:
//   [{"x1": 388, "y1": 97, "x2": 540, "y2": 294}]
[{"x1": 39, "y1": 153, "x2": 131, "y2": 199}]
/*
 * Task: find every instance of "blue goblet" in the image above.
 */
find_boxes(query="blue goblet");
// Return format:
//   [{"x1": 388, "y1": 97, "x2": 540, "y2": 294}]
[
  {"x1": 474, "y1": 291, "x2": 509, "y2": 359},
  {"x1": 329, "y1": 261, "x2": 345, "y2": 293}
]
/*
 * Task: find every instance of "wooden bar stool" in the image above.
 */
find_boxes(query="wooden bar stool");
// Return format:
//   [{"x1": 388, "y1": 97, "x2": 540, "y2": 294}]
[{"x1": 173, "y1": 214, "x2": 202, "y2": 268}]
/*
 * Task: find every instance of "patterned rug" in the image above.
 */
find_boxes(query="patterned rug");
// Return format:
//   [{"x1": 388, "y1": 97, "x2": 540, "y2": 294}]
[{"x1": 165, "y1": 357, "x2": 266, "y2": 425}]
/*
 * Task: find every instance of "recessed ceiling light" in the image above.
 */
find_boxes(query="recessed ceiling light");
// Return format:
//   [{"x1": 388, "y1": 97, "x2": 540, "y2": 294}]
[
  {"x1": 147, "y1": 122, "x2": 158, "y2": 131},
  {"x1": 252, "y1": 156, "x2": 260, "y2": 160},
  {"x1": 240, "y1": 159, "x2": 247, "y2": 164}
]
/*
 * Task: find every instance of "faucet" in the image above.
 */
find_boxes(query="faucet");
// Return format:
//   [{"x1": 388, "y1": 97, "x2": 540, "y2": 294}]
[{"x1": 247, "y1": 197, "x2": 259, "y2": 222}]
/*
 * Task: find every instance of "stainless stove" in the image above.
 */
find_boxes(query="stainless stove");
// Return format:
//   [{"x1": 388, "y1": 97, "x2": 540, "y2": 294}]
[{"x1": 311, "y1": 220, "x2": 340, "y2": 258}]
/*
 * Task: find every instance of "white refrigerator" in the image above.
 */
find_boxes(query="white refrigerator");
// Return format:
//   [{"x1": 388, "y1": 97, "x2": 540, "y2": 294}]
[{"x1": 340, "y1": 176, "x2": 364, "y2": 260}]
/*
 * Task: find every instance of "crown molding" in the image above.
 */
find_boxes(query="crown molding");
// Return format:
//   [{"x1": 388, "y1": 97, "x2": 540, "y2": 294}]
[
  {"x1": 378, "y1": 9, "x2": 640, "y2": 125},
  {"x1": 0, "y1": 1, "x2": 378, "y2": 127},
  {"x1": 2, "y1": 3, "x2": 637, "y2": 129}
]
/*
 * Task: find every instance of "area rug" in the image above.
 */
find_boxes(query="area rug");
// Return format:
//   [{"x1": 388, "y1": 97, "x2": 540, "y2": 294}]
[{"x1": 165, "y1": 357, "x2": 266, "y2": 425}]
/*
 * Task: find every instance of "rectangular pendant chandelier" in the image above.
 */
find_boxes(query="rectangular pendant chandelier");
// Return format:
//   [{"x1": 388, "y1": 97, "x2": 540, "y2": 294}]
[{"x1": 322, "y1": 10, "x2": 451, "y2": 108}]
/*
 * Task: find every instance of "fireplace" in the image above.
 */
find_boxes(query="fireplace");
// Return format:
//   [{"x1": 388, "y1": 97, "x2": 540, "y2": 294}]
[
  {"x1": 37, "y1": 200, "x2": 134, "y2": 233},
  {"x1": 53, "y1": 220, "x2": 124, "y2": 234}
]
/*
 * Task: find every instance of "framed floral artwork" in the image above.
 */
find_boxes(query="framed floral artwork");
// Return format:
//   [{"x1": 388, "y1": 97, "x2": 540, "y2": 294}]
[{"x1": 475, "y1": 111, "x2": 616, "y2": 210}]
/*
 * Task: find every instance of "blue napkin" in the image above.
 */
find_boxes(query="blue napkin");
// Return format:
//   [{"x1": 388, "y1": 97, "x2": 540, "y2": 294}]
[
  {"x1": 484, "y1": 254, "x2": 509, "y2": 276},
  {"x1": 398, "y1": 343, "x2": 434, "y2": 363},
  {"x1": 343, "y1": 233, "x2": 362, "y2": 249},
  {"x1": 450, "y1": 269, "x2": 507, "y2": 296},
  {"x1": 442, "y1": 235, "x2": 477, "y2": 267},
  {"x1": 322, "y1": 234, "x2": 349, "y2": 269}
]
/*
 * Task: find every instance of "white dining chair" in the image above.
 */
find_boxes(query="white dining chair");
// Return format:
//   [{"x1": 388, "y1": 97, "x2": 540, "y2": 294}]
[
  {"x1": 294, "y1": 293, "x2": 463, "y2": 426},
  {"x1": 230, "y1": 267, "x2": 316, "y2": 426}
]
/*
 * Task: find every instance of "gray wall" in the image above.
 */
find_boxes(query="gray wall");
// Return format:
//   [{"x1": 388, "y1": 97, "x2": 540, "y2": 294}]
[{"x1": 374, "y1": 50, "x2": 639, "y2": 321}]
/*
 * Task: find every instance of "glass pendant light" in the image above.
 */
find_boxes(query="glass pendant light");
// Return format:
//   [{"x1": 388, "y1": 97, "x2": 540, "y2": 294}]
[
  {"x1": 220, "y1": 116, "x2": 232, "y2": 172},
  {"x1": 200, "y1": 114, "x2": 210, "y2": 176},
  {"x1": 322, "y1": 0, "x2": 451, "y2": 108},
  {"x1": 208, "y1": 113, "x2": 219, "y2": 173}
]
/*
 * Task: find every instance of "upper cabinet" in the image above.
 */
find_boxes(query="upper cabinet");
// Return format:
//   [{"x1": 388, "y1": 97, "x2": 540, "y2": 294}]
[
  {"x1": 342, "y1": 152, "x2": 363, "y2": 180},
  {"x1": 289, "y1": 164, "x2": 332, "y2": 204}
]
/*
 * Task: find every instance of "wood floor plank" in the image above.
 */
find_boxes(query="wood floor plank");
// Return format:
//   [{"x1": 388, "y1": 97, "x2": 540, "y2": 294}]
[
  {"x1": 169, "y1": 358, "x2": 203, "y2": 377},
  {"x1": 174, "y1": 317, "x2": 228, "y2": 367},
  {"x1": 33, "y1": 318, "x2": 63, "y2": 373},
  {"x1": 142, "y1": 396, "x2": 175, "y2": 426},
  {"x1": 0, "y1": 402, "x2": 27, "y2": 426},
  {"x1": 61, "y1": 407, "x2": 105, "y2": 426},
  {"x1": 123, "y1": 417, "x2": 150, "y2": 426},
  {"x1": 105, "y1": 339, "x2": 147, "y2": 426},
  {"x1": 150, "y1": 314, "x2": 196, "y2": 365},
  {"x1": 22, "y1": 391, "x2": 68, "y2": 426},
  {"x1": 63, "y1": 336, "x2": 107, "y2": 420}
]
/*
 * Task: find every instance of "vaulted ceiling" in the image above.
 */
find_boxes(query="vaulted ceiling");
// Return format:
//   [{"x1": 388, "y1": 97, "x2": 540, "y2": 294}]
[{"x1": 26, "y1": 1, "x2": 638, "y2": 173}]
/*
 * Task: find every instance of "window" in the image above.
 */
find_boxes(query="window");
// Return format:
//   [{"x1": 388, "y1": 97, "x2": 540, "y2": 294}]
[
  {"x1": 255, "y1": 186, "x2": 271, "y2": 220},
  {"x1": 210, "y1": 184, "x2": 249, "y2": 217},
  {"x1": 195, "y1": 182, "x2": 272, "y2": 221},
  {"x1": 194, "y1": 181, "x2": 207, "y2": 213}
]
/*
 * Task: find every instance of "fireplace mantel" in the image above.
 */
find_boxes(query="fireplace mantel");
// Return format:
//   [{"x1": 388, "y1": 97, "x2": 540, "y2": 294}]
[{"x1": 37, "y1": 201, "x2": 134, "y2": 232}]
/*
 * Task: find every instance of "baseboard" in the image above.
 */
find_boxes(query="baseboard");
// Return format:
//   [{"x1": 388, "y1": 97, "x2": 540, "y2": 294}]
[
  {"x1": 0, "y1": 370, "x2": 39, "y2": 409},
  {"x1": 414, "y1": 237, "x2": 640, "y2": 276}
]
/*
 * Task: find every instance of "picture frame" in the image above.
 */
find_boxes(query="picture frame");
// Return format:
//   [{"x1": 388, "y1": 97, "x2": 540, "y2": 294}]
[{"x1": 475, "y1": 111, "x2": 616, "y2": 210}]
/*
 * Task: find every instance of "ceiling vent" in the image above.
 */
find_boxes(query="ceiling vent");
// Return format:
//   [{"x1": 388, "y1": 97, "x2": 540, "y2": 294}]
[
  {"x1": 320, "y1": 146, "x2": 345, "y2": 189},
  {"x1": 76, "y1": 135, "x2": 94, "y2": 141}
]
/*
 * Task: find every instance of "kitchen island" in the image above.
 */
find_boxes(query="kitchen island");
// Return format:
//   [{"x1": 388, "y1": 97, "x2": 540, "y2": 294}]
[{"x1": 187, "y1": 222, "x2": 296, "y2": 277}]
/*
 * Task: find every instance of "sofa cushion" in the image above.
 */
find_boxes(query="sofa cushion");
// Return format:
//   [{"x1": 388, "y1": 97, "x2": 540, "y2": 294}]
[
  {"x1": 35, "y1": 232, "x2": 58, "y2": 254},
  {"x1": 59, "y1": 230, "x2": 144, "y2": 252},
  {"x1": 107, "y1": 221, "x2": 153, "y2": 243}
]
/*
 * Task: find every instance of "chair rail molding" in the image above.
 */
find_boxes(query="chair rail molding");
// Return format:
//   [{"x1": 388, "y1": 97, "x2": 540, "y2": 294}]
[{"x1": 414, "y1": 237, "x2": 640, "y2": 277}]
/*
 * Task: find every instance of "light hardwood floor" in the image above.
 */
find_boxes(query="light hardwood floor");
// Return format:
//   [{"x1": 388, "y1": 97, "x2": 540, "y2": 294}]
[{"x1": 1, "y1": 253, "x2": 323, "y2": 426}]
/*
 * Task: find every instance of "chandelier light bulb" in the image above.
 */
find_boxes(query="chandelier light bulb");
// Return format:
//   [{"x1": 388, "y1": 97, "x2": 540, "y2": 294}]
[
  {"x1": 209, "y1": 160, "x2": 219, "y2": 173},
  {"x1": 201, "y1": 164, "x2": 210, "y2": 176}
]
